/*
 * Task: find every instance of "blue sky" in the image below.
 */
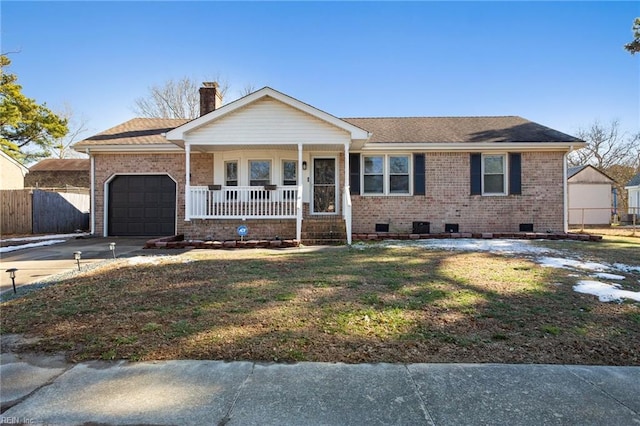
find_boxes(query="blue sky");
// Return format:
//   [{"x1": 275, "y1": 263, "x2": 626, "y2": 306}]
[{"x1": 2, "y1": 1, "x2": 639, "y2": 140}]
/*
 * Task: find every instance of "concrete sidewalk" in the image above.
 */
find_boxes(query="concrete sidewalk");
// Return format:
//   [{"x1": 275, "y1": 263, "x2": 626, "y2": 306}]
[{"x1": 1, "y1": 350, "x2": 639, "y2": 426}]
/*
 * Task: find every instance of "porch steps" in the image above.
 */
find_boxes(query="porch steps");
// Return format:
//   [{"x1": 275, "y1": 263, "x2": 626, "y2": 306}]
[{"x1": 301, "y1": 217, "x2": 347, "y2": 245}]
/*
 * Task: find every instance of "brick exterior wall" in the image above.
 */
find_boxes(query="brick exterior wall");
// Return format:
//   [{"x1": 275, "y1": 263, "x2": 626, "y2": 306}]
[
  {"x1": 94, "y1": 153, "x2": 213, "y2": 236},
  {"x1": 94, "y1": 150, "x2": 565, "y2": 238},
  {"x1": 351, "y1": 152, "x2": 565, "y2": 234},
  {"x1": 184, "y1": 219, "x2": 296, "y2": 241}
]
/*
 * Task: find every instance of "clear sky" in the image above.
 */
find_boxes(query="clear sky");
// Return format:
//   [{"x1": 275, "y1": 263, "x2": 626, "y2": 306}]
[{"x1": 2, "y1": 1, "x2": 639, "y2": 140}]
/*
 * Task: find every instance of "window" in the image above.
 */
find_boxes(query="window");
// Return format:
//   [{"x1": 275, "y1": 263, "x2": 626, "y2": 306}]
[
  {"x1": 389, "y1": 156, "x2": 410, "y2": 194},
  {"x1": 482, "y1": 154, "x2": 506, "y2": 194},
  {"x1": 282, "y1": 160, "x2": 297, "y2": 186},
  {"x1": 363, "y1": 156, "x2": 384, "y2": 194},
  {"x1": 225, "y1": 161, "x2": 238, "y2": 186},
  {"x1": 249, "y1": 160, "x2": 271, "y2": 186},
  {"x1": 363, "y1": 155, "x2": 410, "y2": 195}
]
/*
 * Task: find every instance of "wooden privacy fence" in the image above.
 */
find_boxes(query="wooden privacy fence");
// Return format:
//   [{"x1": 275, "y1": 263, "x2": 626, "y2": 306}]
[
  {"x1": 1, "y1": 189, "x2": 33, "y2": 234},
  {"x1": 1, "y1": 189, "x2": 89, "y2": 235}
]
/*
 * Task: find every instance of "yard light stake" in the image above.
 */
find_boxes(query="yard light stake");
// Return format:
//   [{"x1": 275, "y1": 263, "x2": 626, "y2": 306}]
[
  {"x1": 74, "y1": 251, "x2": 82, "y2": 271},
  {"x1": 109, "y1": 242, "x2": 116, "y2": 259},
  {"x1": 5, "y1": 268, "x2": 18, "y2": 294}
]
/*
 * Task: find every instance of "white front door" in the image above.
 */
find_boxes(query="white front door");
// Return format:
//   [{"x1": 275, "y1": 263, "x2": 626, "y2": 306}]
[{"x1": 312, "y1": 157, "x2": 338, "y2": 214}]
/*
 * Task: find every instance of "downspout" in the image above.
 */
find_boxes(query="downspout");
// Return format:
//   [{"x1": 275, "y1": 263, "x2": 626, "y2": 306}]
[
  {"x1": 563, "y1": 147, "x2": 571, "y2": 233},
  {"x1": 87, "y1": 149, "x2": 95, "y2": 236}
]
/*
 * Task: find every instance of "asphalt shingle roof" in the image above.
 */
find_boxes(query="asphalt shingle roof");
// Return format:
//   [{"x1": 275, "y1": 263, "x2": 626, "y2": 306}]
[
  {"x1": 74, "y1": 116, "x2": 582, "y2": 147},
  {"x1": 74, "y1": 118, "x2": 188, "y2": 148},
  {"x1": 343, "y1": 116, "x2": 582, "y2": 144},
  {"x1": 627, "y1": 173, "x2": 640, "y2": 187},
  {"x1": 29, "y1": 159, "x2": 90, "y2": 172},
  {"x1": 567, "y1": 165, "x2": 588, "y2": 179}
]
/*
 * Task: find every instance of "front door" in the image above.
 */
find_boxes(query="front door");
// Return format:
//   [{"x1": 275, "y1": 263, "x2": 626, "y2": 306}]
[{"x1": 312, "y1": 158, "x2": 338, "y2": 214}]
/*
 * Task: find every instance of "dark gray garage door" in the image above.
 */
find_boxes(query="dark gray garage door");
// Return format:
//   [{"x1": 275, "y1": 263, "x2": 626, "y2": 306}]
[{"x1": 108, "y1": 175, "x2": 176, "y2": 236}]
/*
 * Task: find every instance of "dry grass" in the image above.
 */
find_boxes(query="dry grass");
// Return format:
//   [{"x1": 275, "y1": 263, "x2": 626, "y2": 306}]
[{"x1": 1, "y1": 239, "x2": 639, "y2": 365}]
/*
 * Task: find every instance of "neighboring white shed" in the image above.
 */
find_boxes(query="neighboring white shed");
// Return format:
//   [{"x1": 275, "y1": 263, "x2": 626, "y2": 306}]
[
  {"x1": 0, "y1": 150, "x2": 28, "y2": 189},
  {"x1": 567, "y1": 165, "x2": 615, "y2": 225},
  {"x1": 626, "y1": 172, "x2": 640, "y2": 216}
]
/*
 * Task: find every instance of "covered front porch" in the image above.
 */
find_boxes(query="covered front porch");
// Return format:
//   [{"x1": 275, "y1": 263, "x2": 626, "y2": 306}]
[
  {"x1": 163, "y1": 87, "x2": 371, "y2": 244},
  {"x1": 183, "y1": 144, "x2": 353, "y2": 244}
]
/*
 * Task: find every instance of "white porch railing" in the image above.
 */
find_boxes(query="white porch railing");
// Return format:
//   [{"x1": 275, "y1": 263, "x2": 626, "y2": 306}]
[{"x1": 189, "y1": 185, "x2": 300, "y2": 219}]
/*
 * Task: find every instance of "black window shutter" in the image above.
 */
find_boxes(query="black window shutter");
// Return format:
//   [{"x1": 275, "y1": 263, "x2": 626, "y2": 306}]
[
  {"x1": 470, "y1": 153, "x2": 482, "y2": 195},
  {"x1": 413, "y1": 153, "x2": 425, "y2": 195},
  {"x1": 349, "y1": 153, "x2": 360, "y2": 195},
  {"x1": 509, "y1": 153, "x2": 522, "y2": 195}
]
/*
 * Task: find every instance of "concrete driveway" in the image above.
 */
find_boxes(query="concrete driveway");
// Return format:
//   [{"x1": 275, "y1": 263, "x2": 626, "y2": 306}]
[{"x1": 0, "y1": 237, "x2": 150, "y2": 293}]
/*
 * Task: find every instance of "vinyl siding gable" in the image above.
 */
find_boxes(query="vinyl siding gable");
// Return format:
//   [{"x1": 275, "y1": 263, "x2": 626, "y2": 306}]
[{"x1": 185, "y1": 97, "x2": 351, "y2": 146}]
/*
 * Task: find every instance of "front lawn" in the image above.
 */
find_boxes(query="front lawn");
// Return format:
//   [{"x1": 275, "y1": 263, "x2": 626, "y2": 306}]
[{"x1": 1, "y1": 238, "x2": 639, "y2": 365}]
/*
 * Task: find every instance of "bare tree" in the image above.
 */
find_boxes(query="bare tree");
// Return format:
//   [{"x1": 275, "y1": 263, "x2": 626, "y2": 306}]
[
  {"x1": 51, "y1": 104, "x2": 89, "y2": 159},
  {"x1": 239, "y1": 84, "x2": 257, "y2": 97},
  {"x1": 132, "y1": 76, "x2": 229, "y2": 119},
  {"x1": 569, "y1": 120, "x2": 639, "y2": 169},
  {"x1": 570, "y1": 120, "x2": 640, "y2": 214}
]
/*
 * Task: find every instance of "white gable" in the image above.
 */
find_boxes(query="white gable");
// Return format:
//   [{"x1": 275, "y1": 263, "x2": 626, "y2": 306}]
[
  {"x1": 185, "y1": 96, "x2": 351, "y2": 146},
  {"x1": 165, "y1": 87, "x2": 370, "y2": 146}
]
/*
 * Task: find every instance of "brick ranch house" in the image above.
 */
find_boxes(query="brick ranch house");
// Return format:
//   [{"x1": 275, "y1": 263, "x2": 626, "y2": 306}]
[{"x1": 73, "y1": 85, "x2": 585, "y2": 244}]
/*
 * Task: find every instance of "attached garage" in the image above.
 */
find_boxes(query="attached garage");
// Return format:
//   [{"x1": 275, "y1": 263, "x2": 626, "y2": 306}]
[{"x1": 108, "y1": 175, "x2": 176, "y2": 236}]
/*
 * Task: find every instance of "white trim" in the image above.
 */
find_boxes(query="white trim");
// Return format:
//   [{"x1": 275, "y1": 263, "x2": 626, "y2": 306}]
[
  {"x1": 166, "y1": 87, "x2": 370, "y2": 142},
  {"x1": 311, "y1": 156, "x2": 339, "y2": 215},
  {"x1": 103, "y1": 173, "x2": 178, "y2": 237}
]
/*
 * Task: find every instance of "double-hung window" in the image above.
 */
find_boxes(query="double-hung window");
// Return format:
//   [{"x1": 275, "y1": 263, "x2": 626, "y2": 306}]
[
  {"x1": 225, "y1": 161, "x2": 238, "y2": 186},
  {"x1": 363, "y1": 155, "x2": 410, "y2": 195},
  {"x1": 363, "y1": 156, "x2": 384, "y2": 194},
  {"x1": 482, "y1": 154, "x2": 506, "y2": 195},
  {"x1": 249, "y1": 160, "x2": 271, "y2": 186},
  {"x1": 389, "y1": 156, "x2": 410, "y2": 194},
  {"x1": 282, "y1": 160, "x2": 297, "y2": 186}
]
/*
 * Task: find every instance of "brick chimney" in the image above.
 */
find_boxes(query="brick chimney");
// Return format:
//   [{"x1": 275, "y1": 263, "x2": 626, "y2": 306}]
[{"x1": 199, "y1": 82, "x2": 223, "y2": 116}]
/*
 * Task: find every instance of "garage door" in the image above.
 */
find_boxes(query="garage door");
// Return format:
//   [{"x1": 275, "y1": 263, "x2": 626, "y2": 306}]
[{"x1": 108, "y1": 175, "x2": 176, "y2": 236}]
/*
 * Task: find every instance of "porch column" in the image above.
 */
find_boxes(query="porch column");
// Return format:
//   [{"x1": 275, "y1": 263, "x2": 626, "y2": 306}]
[
  {"x1": 296, "y1": 143, "x2": 303, "y2": 241},
  {"x1": 185, "y1": 142, "x2": 191, "y2": 221},
  {"x1": 344, "y1": 142, "x2": 349, "y2": 195},
  {"x1": 344, "y1": 142, "x2": 352, "y2": 244}
]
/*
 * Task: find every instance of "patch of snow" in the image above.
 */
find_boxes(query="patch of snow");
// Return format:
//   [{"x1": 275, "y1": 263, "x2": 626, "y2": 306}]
[
  {"x1": 573, "y1": 280, "x2": 640, "y2": 303},
  {"x1": 2, "y1": 233, "x2": 89, "y2": 242},
  {"x1": 593, "y1": 272, "x2": 626, "y2": 280},
  {"x1": 537, "y1": 257, "x2": 608, "y2": 271},
  {"x1": 375, "y1": 239, "x2": 557, "y2": 255},
  {"x1": 0, "y1": 240, "x2": 66, "y2": 253},
  {"x1": 613, "y1": 263, "x2": 640, "y2": 274},
  {"x1": 127, "y1": 256, "x2": 167, "y2": 265}
]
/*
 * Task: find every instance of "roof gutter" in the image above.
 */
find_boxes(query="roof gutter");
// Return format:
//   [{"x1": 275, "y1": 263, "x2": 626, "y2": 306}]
[{"x1": 359, "y1": 141, "x2": 586, "y2": 152}]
